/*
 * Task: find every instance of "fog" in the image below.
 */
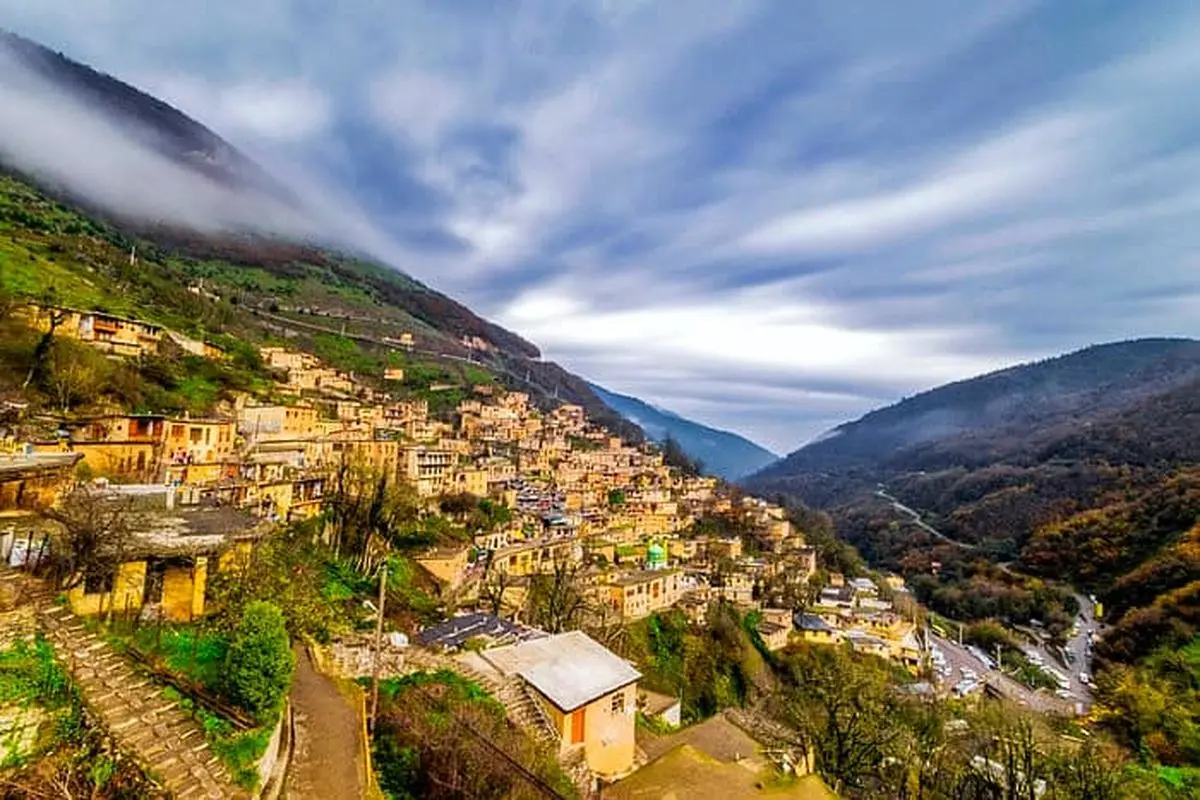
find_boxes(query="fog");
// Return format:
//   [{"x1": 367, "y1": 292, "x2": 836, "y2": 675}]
[{"x1": 0, "y1": 46, "x2": 406, "y2": 264}]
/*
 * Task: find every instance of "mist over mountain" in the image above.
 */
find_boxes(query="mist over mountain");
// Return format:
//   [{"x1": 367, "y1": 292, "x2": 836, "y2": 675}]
[
  {"x1": 0, "y1": 29, "x2": 404, "y2": 260},
  {"x1": 590, "y1": 383, "x2": 777, "y2": 480},
  {"x1": 0, "y1": 30, "x2": 640, "y2": 441},
  {"x1": 747, "y1": 337, "x2": 1200, "y2": 506}
]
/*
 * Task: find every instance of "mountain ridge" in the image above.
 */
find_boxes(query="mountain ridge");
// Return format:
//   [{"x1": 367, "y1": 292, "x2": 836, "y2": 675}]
[
  {"x1": 589, "y1": 382, "x2": 777, "y2": 480},
  {"x1": 0, "y1": 30, "x2": 642, "y2": 443},
  {"x1": 748, "y1": 337, "x2": 1200, "y2": 504},
  {"x1": 744, "y1": 337, "x2": 1200, "y2": 712}
]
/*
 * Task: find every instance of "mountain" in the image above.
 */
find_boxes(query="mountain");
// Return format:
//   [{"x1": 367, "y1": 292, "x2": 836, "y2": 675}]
[
  {"x1": 589, "y1": 383, "x2": 777, "y2": 480},
  {"x1": 745, "y1": 338, "x2": 1200, "y2": 684},
  {"x1": 748, "y1": 338, "x2": 1200, "y2": 506},
  {"x1": 0, "y1": 31, "x2": 641, "y2": 442},
  {"x1": 0, "y1": 29, "x2": 280, "y2": 197}
]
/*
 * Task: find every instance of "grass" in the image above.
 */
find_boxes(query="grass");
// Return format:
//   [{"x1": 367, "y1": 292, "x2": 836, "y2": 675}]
[
  {"x1": 0, "y1": 637, "x2": 86, "y2": 766},
  {"x1": 112, "y1": 624, "x2": 231, "y2": 695},
  {"x1": 0, "y1": 637, "x2": 76, "y2": 710}
]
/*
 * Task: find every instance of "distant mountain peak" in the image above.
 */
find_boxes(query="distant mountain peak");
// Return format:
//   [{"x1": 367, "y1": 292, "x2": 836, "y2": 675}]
[
  {"x1": 745, "y1": 336, "x2": 1200, "y2": 506},
  {"x1": 589, "y1": 383, "x2": 777, "y2": 480}
]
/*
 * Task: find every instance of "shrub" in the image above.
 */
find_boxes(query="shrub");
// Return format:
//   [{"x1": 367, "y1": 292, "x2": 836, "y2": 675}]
[{"x1": 223, "y1": 601, "x2": 295, "y2": 722}]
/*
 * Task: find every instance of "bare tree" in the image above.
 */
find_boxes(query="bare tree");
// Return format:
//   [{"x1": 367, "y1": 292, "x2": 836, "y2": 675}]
[
  {"x1": 479, "y1": 564, "x2": 514, "y2": 617},
  {"x1": 325, "y1": 459, "x2": 419, "y2": 571},
  {"x1": 523, "y1": 555, "x2": 588, "y2": 634},
  {"x1": 45, "y1": 340, "x2": 106, "y2": 413},
  {"x1": 38, "y1": 485, "x2": 135, "y2": 592}
]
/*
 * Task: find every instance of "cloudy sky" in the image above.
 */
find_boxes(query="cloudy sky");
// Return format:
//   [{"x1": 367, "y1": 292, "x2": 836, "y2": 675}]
[{"x1": 3, "y1": 1, "x2": 1200, "y2": 453}]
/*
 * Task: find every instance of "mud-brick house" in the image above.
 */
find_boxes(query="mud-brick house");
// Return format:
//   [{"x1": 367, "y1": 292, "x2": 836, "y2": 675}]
[
  {"x1": 26, "y1": 306, "x2": 163, "y2": 358},
  {"x1": 52, "y1": 414, "x2": 166, "y2": 482},
  {"x1": 65, "y1": 504, "x2": 265, "y2": 622},
  {"x1": 163, "y1": 417, "x2": 239, "y2": 486},
  {"x1": 481, "y1": 630, "x2": 641, "y2": 780},
  {"x1": 0, "y1": 449, "x2": 81, "y2": 566},
  {"x1": 0, "y1": 448, "x2": 80, "y2": 515}
]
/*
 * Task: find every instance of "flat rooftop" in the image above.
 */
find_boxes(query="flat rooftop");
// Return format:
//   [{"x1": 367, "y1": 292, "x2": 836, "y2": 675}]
[{"x1": 483, "y1": 630, "x2": 641, "y2": 712}]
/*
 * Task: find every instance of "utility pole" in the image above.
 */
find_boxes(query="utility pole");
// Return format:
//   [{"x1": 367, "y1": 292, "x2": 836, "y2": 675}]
[
  {"x1": 368, "y1": 562, "x2": 388, "y2": 733},
  {"x1": 995, "y1": 643, "x2": 1003, "y2": 672},
  {"x1": 958, "y1": 623, "x2": 963, "y2": 646}
]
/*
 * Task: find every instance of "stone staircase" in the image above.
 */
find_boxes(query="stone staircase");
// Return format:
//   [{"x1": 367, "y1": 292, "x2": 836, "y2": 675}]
[
  {"x1": 495, "y1": 675, "x2": 561, "y2": 746},
  {"x1": 2, "y1": 569, "x2": 247, "y2": 798},
  {"x1": 403, "y1": 646, "x2": 561, "y2": 746}
]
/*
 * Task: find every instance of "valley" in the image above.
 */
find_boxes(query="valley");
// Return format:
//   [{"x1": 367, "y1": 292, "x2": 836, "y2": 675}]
[{"x1": 1, "y1": 18, "x2": 1198, "y2": 800}]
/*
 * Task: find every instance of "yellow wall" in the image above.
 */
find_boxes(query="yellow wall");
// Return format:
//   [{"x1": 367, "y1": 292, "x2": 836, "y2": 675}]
[
  {"x1": 166, "y1": 461, "x2": 226, "y2": 486},
  {"x1": 67, "y1": 560, "x2": 146, "y2": 617},
  {"x1": 218, "y1": 541, "x2": 254, "y2": 572},
  {"x1": 161, "y1": 557, "x2": 207, "y2": 622},
  {"x1": 581, "y1": 683, "x2": 637, "y2": 778},
  {"x1": 416, "y1": 549, "x2": 469, "y2": 587},
  {"x1": 69, "y1": 442, "x2": 158, "y2": 481}
]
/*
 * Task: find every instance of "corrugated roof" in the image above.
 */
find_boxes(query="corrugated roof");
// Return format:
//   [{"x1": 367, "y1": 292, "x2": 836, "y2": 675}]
[
  {"x1": 415, "y1": 613, "x2": 544, "y2": 651},
  {"x1": 483, "y1": 630, "x2": 641, "y2": 712}
]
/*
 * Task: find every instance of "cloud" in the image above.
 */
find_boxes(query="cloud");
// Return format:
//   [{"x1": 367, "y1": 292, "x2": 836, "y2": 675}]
[
  {"x1": 146, "y1": 76, "x2": 332, "y2": 142},
  {"x1": 3, "y1": 1, "x2": 1200, "y2": 452}
]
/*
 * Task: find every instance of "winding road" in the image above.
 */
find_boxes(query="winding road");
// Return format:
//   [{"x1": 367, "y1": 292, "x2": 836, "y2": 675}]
[
  {"x1": 875, "y1": 488, "x2": 974, "y2": 549},
  {"x1": 876, "y1": 487, "x2": 1095, "y2": 712}
]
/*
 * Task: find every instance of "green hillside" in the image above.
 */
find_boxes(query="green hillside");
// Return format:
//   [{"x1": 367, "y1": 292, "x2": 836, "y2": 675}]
[{"x1": 0, "y1": 170, "x2": 641, "y2": 436}]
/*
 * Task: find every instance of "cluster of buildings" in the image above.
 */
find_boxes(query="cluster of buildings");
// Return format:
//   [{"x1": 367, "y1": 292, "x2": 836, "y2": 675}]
[
  {"x1": 0, "y1": 304, "x2": 878, "y2": 793},
  {"x1": 794, "y1": 572, "x2": 923, "y2": 669}
]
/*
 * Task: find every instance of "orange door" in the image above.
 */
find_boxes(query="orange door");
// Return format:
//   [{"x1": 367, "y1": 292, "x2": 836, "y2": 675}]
[{"x1": 570, "y1": 707, "x2": 586, "y2": 744}]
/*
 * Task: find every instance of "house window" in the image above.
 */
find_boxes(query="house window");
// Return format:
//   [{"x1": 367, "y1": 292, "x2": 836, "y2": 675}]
[
  {"x1": 84, "y1": 568, "x2": 115, "y2": 594},
  {"x1": 610, "y1": 693, "x2": 625, "y2": 714}
]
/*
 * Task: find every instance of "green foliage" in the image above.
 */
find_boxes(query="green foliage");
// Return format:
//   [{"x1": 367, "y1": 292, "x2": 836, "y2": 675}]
[
  {"x1": 624, "y1": 604, "x2": 768, "y2": 722},
  {"x1": 124, "y1": 624, "x2": 230, "y2": 695},
  {"x1": 209, "y1": 522, "x2": 353, "y2": 642},
  {"x1": 607, "y1": 489, "x2": 626, "y2": 507},
  {"x1": 223, "y1": 602, "x2": 295, "y2": 723},
  {"x1": 1094, "y1": 636, "x2": 1200, "y2": 767},
  {"x1": 774, "y1": 642, "x2": 1140, "y2": 798},
  {"x1": 0, "y1": 637, "x2": 76, "y2": 710},
  {"x1": 371, "y1": 670, "x2": 576, "y2": 800},
  {"x1": 384, "y1": 555, "x2": 441, "y2": 625},
  {"x1": 312, "y1": 333, "x2": 379, "y2": 375}
]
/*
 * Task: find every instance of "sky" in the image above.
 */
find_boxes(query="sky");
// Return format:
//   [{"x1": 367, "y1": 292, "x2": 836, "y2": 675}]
[{"x1": 2, "y1": 1, "x2": 1200, "y2": 454}]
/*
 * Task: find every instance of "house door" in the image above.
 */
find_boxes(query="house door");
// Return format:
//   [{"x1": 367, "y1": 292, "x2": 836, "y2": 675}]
[
  {"x1": 570, "y1": 707, "x2": 586, "y2": 744},
  {"x1": 143, "y1": 561, "x2": 166, "y2": 605}
]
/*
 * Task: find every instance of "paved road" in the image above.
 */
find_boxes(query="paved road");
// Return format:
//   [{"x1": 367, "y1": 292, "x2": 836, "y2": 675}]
[
  {"x1": 875, "y1": 489, "x2": 973, "y2": 549},
  {"x1": 875, "y1": 487, "x2": 1096, "y2": 713},
  {"x1": 930, "y1": 634, "x2": 1074, "y2": 714},
  {"x1": 1023, "y1": 593, "x2": 1096, "y2": 709},
  {"x1": 284, "y1": 647, "x2": 364, "y2": 800}
]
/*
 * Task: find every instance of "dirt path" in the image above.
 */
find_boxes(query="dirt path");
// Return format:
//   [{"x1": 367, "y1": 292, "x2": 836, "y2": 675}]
[{"x1": 284, "y1": 646, "x2": 364, "y2": 800}]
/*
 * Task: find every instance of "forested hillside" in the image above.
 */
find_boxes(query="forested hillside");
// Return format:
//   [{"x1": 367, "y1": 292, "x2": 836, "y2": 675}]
[{"x1": 747, "y1": 342, "x2": 1200, "y2": 773}]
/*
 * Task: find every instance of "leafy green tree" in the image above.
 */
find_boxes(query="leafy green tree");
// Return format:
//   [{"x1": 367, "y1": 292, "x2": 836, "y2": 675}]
[
  {"x1": 208, "y1": 522, "x2": 346, "y2": 640},
  {"x1": 776, "y1": 644, "x2": 903, "y2": 793},
  {"x1": 224, "y1": 601, "x2": 295, "y2": 722}
]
